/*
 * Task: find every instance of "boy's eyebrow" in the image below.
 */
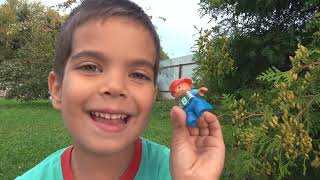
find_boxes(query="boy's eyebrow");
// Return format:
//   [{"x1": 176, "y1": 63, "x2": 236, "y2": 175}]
[
  {"x1": 70, "y1": 50, "x2": 105, "y2": 62},
  {"x1": 129, "y1": 59, "x2": 155, "y2": 71}
]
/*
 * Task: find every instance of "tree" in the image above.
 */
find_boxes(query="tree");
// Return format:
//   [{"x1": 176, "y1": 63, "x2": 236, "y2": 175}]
[
  {"x1": 193, "y1": 0, "x2": 320, "y2": 96},
  {"x1": 224, "y1": 43, "x2": 320, "y2": 179},
  {"x1": 199, "y1": 0, "x2": 319, "y2": 35},
  {"x1": 0, "y1": 0, "x2": 63, "y2": 100},
  {"x1": 160, "y1": 47, "x2": 169, "y2": 60}
]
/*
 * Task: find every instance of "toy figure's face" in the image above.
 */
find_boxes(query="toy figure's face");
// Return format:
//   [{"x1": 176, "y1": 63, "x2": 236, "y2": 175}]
[
  {"x1": 172, "y1": 82, "x2": 192, "y2": 99},
  {"x1": 48, "y1": 17, "x2": 157, "y2": 155}
]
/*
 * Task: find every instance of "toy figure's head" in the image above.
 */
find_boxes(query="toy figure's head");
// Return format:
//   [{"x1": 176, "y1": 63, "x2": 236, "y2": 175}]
[{"x1": 169, "y1": 78, "x2": 192, "y2": 99}]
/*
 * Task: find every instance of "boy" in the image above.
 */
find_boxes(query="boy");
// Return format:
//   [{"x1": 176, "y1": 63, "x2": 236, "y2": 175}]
[{"x1": 16, "y1": 0, "x2": 225, "y2": 179}]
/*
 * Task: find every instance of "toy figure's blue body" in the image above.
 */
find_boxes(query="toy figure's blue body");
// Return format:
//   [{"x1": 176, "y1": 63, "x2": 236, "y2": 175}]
[{"x1": 178, "y1": 89, "x2": 213, "y2": 127}]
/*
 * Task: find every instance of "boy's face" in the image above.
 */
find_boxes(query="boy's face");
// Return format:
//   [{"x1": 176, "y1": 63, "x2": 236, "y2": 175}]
[
  {"x1": 49, "y1": 17, "x2": 157, "y2": 154},
  {"x1": 173, "y1": 82, "x2": 191, "y2": 99}
]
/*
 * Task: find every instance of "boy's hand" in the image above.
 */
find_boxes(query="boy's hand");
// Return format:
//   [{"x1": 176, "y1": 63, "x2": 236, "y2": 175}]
[
  {"x1": 198, "y1": 87, "x2": 208, "y2": 96},
  {"x1": 169, "y1": 106, "x2": 225, "y2": 180}
]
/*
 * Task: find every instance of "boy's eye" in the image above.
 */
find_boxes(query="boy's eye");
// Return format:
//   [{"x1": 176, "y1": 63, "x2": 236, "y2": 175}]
[
  {"x1": 130, "y1": 72, "x2": 151, "y2": 81},
  {"x1": 78, "y1": 64, "x2": 101, "y2": 73}
]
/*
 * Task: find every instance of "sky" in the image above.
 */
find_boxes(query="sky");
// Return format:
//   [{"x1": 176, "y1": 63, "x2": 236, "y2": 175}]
[{"x1": 0, "y1": 0, "x2": 215, "y2": 58}]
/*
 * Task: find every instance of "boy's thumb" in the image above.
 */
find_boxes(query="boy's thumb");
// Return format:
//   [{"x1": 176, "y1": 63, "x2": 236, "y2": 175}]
[
  {"x1": 170, "y1": 106, "x2": 187, "y2": 128},
  {"x1": 170, "y1": 106, "x2": 189, "y2": 140}
]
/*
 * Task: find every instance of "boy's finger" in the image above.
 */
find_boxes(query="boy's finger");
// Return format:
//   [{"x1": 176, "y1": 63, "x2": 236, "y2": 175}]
[
  {"x1": 197, "y1": 116, "x2": 209, "y2": 128},
  {"x1": 199, "y1": 126, "x2": 209, "y2": 136},
  {"x1": 204, "y1": 112, "x2": 224, "y2": 140},
  {"x1": 198, "y1": 116, "x2": 209, "y2": 136},
  {"x1": 170, "y1": 106, "x2": 190, "y2": 140},
  {"x1": 188, "y1": 127, "x2": 199, "y2": 136},
  {"x1": 170, "y1": 106, "x2": 186, "y2": 127}
]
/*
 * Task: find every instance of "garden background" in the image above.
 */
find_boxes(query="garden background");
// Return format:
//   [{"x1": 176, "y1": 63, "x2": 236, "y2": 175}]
[{"x1": 0, "y1": 0, "x2": 319, "y2": 179}]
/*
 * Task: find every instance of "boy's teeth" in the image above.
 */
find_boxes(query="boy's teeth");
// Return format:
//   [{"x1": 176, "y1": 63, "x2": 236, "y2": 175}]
[
  {"x1": 92, "y1": 112, "x2": 127, "y2": 120},
  {"x1": 105, "y1": 113, "x2": 110, "y2": 119}
]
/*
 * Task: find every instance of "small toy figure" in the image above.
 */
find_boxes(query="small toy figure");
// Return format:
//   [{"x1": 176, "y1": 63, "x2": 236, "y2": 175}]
[{"x1": 169, "y1": 78, "x2": 213, "y2": 128}]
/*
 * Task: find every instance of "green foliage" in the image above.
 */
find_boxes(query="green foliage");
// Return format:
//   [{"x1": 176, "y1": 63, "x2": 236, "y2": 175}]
[
  {"x1": 0, "y1": 0, "x2": 63, "y2": 100},
  {"x1": 222, "y1": 44, "x2": 320, "y2": 179},
  {"x1": 230, "y1": 30, "x2": 297, "y2": 79},
  {"x1": 257, "y1": 66, "x2": 290, "y2": 84},
  {"x1": 192, "y1": 29, "x2": 237, "y2": 100},
  {"x1": 194, "y1": 0, "x2": 319, "y2": 98},
  {"x1": 200, "y1": 0, "x2": 319, "y2": 33},
  {"x1": 160, "y1": 47, "x2": 170, "y2": 60},
  {"x1": 303, "y1": 12, "x2": 320, "y2": 47}
]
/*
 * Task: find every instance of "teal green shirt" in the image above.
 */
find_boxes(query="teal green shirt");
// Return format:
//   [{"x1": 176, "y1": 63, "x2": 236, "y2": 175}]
[{"x1": 16, "y1": 137, "x2": 171, "y2": 180}]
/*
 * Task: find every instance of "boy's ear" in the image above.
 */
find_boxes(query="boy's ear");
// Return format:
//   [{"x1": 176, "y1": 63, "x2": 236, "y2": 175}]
[{"x1": 48, "y1": 71, "x2": 62, "y2": 110}]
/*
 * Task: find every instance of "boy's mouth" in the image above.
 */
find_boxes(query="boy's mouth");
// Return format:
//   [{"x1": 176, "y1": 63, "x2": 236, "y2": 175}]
[
  {"x1": 89, "y1": 110, "x2": 132, "y2": 133},
  {"x1": 90, "y1": 111, "x2": 129, "y2": 124}
]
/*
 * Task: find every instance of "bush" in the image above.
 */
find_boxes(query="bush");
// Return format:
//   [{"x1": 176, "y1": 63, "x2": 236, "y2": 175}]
[
  {"x1": 192, "y1": 29, "x2": 237, "y2": 101},
  {"x1": 223, "y1": 44, "x2": 320, "y2": 179}
]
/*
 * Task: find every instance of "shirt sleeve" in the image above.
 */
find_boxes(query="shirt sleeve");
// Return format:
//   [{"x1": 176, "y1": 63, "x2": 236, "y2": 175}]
[{"x1": 190, "y1": 89, "x2": 199, "y2": 96}]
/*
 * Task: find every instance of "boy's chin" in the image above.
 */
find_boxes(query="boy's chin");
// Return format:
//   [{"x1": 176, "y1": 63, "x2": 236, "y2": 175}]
[{"x1": 77, "y1": 137, "x2": 138, "y2": 156}]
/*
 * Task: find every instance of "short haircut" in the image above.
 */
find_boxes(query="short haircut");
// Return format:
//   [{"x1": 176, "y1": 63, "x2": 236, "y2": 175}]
[{"x1": 54, "y1": 0, "x2": 160, "y2": 83}]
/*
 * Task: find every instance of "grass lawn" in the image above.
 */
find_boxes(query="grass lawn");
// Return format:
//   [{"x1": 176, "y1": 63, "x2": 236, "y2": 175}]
[{"x1": 0, "y1": 98, "x2": 233, "y2": 179}]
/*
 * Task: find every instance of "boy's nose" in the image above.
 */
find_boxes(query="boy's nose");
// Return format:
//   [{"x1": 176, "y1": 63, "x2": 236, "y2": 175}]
[{"x1": 99, "y1": 77, "x2": 127, "y2": 98}]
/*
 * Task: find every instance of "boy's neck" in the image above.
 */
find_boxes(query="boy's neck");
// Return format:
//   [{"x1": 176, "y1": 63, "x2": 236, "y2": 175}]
[{"x1": 71, "y1": 142, "x2": 136, "y2": 180}]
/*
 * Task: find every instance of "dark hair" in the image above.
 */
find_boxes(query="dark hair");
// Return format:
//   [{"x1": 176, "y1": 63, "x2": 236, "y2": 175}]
[{"x1": 54, "y1": 0, "x2": 160, "y2": 83}]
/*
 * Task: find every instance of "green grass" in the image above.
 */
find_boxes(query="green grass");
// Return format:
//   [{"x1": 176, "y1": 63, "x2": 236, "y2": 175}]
[
  {"x1": 0, "y1": 99, "x2": 71, "y2": 179},
  {"x1": 0, "y1": 98, "x2": 233, "y2": 179}
]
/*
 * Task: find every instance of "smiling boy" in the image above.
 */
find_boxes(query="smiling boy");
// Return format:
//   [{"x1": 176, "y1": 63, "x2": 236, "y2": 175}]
[{"x1": 16, "y1": 0, "x2": 225, "y2": 179}]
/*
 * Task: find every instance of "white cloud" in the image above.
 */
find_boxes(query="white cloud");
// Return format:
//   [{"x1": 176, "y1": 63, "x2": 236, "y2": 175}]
[{"x1": 132, "y1": 0, "x2": 215, "y2": 58}]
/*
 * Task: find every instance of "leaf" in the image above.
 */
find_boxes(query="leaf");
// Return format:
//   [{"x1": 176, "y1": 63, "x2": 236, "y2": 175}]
[{"x1": 257, "y1": 66, "x2": 290, "y2": 84}]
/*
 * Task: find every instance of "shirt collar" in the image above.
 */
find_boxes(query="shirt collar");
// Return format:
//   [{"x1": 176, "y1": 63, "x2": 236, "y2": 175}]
[{"x1": 61, "y1": 137, "x2": 142, "y2": 180}]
